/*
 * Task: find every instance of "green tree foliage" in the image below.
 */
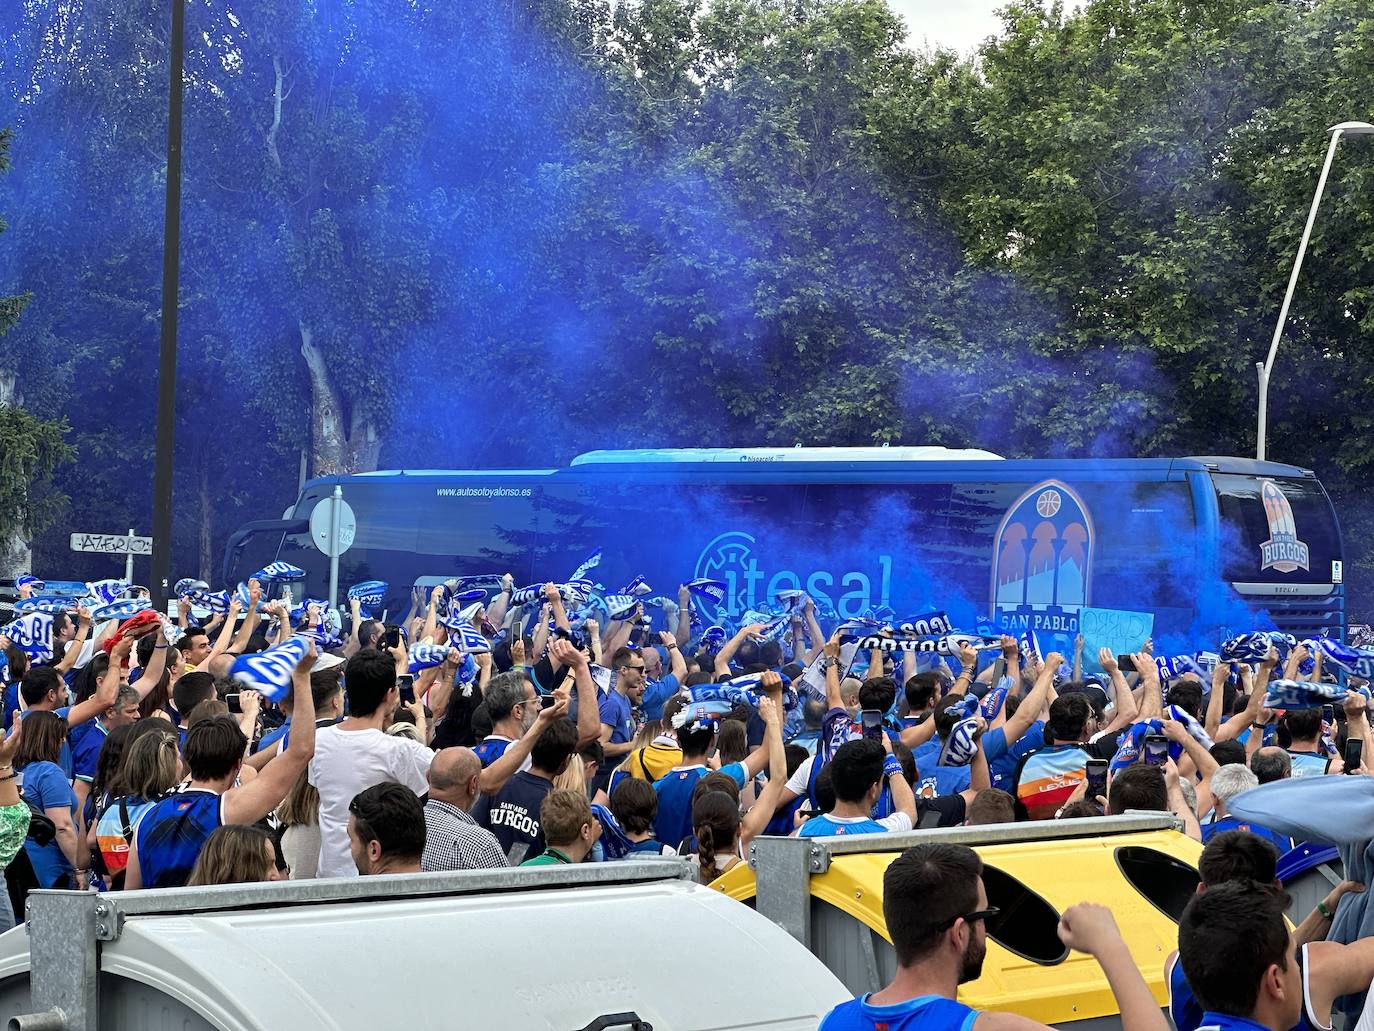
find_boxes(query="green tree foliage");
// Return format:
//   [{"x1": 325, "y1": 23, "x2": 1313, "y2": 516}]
[{"x1": 0, "y1": 128, "x2": 73, "y2": 570}]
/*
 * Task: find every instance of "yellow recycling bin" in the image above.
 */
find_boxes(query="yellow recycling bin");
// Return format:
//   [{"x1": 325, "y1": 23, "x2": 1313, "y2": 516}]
[{"x1": 718, "y1": 814, "x2": 1203, "y2": 1030}]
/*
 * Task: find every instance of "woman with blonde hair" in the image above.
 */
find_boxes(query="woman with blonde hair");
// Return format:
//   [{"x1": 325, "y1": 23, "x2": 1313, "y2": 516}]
[
  {"x1": 94, "y1": 725, "x2": 180, "y2": 888},
  {"x1": 187, "y1": 825, "x2": 284, "y2": 886},
  {"x1": 276, "y1": 770, "x2": 321, "y2": 880}
]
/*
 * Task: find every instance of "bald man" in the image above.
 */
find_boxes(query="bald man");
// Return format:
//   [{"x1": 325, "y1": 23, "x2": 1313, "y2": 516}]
[{"x1": 421, "y1": 748, "x2": 509, "y2": 871}]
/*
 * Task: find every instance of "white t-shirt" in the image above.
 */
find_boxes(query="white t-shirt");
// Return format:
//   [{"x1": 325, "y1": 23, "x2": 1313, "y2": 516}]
[{"x1": 308, "y1": 725, "x2": 433, "y2": 878}]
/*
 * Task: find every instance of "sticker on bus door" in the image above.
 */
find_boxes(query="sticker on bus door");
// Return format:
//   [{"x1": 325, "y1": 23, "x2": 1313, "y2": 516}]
[
  {"x1": 990, "y1": 480, "x2": 1094, "y2": 652},
  {"x1": 1258, "y1": 479, "x2": 1310, "y2": 574}
]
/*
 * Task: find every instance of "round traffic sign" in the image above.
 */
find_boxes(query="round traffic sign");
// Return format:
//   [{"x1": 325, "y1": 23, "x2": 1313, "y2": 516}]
[{"x1": 309, "y1": 497, "x2": 357, "y2": 557}]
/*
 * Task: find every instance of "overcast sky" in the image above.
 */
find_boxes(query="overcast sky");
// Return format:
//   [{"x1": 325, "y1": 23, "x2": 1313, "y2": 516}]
[{"x1": 887, "y1": 1, "x2": 1086, "y2": 53}]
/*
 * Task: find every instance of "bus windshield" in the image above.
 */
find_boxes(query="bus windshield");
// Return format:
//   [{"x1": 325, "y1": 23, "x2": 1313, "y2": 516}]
[{"x1": 1213, "y1": 474, "x2": 1341, "y2": 586}]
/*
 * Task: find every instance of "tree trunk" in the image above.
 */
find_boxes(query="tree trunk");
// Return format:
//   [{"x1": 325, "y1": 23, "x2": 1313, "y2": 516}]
[
  {"x1": 299, "y1": 323, "x2": 381, "y2": 476},
  {"x1": 0, "y1": 374, "x2": 30, "y2": 576}
]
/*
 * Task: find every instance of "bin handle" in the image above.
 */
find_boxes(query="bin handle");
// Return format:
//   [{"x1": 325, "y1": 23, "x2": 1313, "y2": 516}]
[{"x1": 574, "y1": 1014, "x2": 652, "y2": 1031}]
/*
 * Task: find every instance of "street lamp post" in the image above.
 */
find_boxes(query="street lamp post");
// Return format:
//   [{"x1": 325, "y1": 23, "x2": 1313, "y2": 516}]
[
  {"x1": 151, "y1": 0, "x2": 186, "y2": 608},
  {"x1": 1256, "y1": 121, "x2": 1374, "y2": 462}
]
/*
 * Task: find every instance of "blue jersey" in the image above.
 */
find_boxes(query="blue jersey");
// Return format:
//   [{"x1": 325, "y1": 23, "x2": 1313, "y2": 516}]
[
  {"x1": 133, "y1": 788, "x2": 225, "y2": 889},
  {"x1": 473, "y1": 735, "x2": 514, "y2": 768},
  {"x1": 798, "y1": 814, "x2": 891, "y2": 837},
  {"x1": 69, "y1": 719, "x2": 109, "y2": 785},
  {"x1": 20, "y1": 760, "x2": 78, "y2": 888},
  {"x1": 983, "y1": 721, "x2": 1045, "y2": 792},
  {"x1": 1169, "y1": 950, "x2": 1320, "y2": 1031},
  {"x1": 255, "y1": 717, "x2": 291, "y2": 754},
  {"x1": 819, "y1": 993, "x2": 979, "y2": 1031},
  {"x1": 1287, "y1": 751, "x2": 1331, "y2": 779},
  {"x1": 652, "y1": 762, "x2": 746, "y2": 848},
  {"x1": 1201, "y1": 816, "x2": 1293, "y2": 854},
  {"x1": 598, "y1": 689, "x2": 634, "y2": 745}
]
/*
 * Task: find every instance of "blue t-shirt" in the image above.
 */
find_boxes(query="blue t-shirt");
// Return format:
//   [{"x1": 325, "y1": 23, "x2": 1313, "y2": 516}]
[
  {"x1": 1201, "y1": 815, "x2": 1293, "y2": 853},
  {"x1": 819, "y1": 994, "x2": 979, "y2": 1031},
  {"x1": 20, "y1": 760, "x2": 79, "y2": 888},
  {"x1": 1287, "y1": 751, "x2": 1331, "y2": 779},
  {"x1": 598, "y1": 689, "x2": 635, "y2": 745},
  {"x1": 798, "y1": 814, "x2": 892, "y2": 837},
  {"x1": 473, "y1": 770, "x2": 554, "y2": 865},
  {"x1": 133, "y1": 788, "x2": 224, "y2": 889},
  {"x1": 19, "y1": 706, "x2": 75, "y2": 778},
  {"x1": 69, "y1": 719, "x2": 109, "y2": 785},
  {"x1": 255, "y1": 717, "x2": 291, "y2": 755},
  {"x1": 652, "y1": 762, "x2": 746, "y2": 848},
  {"x1": 640, "y1": 674, "x2": 680, "y2": 722},
  {"x1": 2, "y1": 684, "x2": 19, "y2": 732},
  {"x1": 1170, "y1": 953, "x2": 1317, "y2": 1031},
  {"x1": 983, "y1": 721, "x2": 1046, "y2": 792},
  {"x1": 474, "y1": 735, "x2": 515, "y2": 768}
]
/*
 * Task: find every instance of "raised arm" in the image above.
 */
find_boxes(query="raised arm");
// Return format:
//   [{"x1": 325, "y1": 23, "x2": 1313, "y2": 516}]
[
  {"x1": 344, "y1": 596, "x2": 363, "y2": 658},
  {"x1": 740, "y1": 696, "x2": 786, "y2": 851},
  {"x1": 1000, "y1": 652, "x2": 1063, "y2": 748},
  {"x1": 1002, "y1": 636, "x2": 1023, "y2": 698},
  {"x1": 54, "y1": 607, "x2": 92, "y2": 676},
  {"x1": 128, "y1": 627, "x2": 171, "y2": 701},
  {"x1": 1132, "y1": 652, "x2": 1163, "y2": 720},
  {"x1": 674, "y1": 584, "x2": 692, "y2": 647},
  {"x1": 823, "y1": 632, "x2": 844, "y2": 712},
  {"x1": 68, "y1": 636, "x2": 129, "y2": 728},
  {"x1": 223, "y1": 644, "x2": 317, "y2": 826},
  {"x1": 715, "y1": 623, "x2": 766, "y2": 676},
  {"x1": 882, "y1": 729, "x2": 918, "y2": 827},
  {"x1": 486, "y1": 573, "x2": 515, "y2": 630},
  {"x1": 551, "y1": 639, "x2": 601, "y2": 749},
  {"x1": 662, "y1": 631, "x2": 688, "y2": 681},
  {"x1": 1073, "y1": 634, "x2": 1084, "y2": 682},
  {"x1": 530, "y1": 602, "x2": 552, "y2": 662},
  {"x1": 479, "y1": 694, "x2": 568, "y2": 795},
  {"x1": 1215, "y1": 651, "x2": 1276, "y2": 743},
  {"x1": 422, "y1": 584, "x2": 443, "y2": 644},
  {"x1": 1099, "y1": 649, "x2": 1138, "y2": 734},
  {"x1": 1204, "y1": 660, "x2": 1227, "y2": 739},
  {"x1": 802, "y1": 598, "x2": 826, "y2": 665}
]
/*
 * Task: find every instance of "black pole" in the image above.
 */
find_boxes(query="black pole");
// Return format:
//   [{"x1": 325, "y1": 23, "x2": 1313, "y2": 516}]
[{"x1": 151, "y1": 0, "x2": 185, "y2": 608}]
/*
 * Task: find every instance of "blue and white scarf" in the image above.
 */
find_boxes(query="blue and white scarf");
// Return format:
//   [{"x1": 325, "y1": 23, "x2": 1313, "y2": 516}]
[
  {"x1": 670, "y1": 699, "x2": 734, "y2": 731},
  {"x1": 228, "y1": 636, "x2": 311, "y2": 702},
  {"x1": 685, "y1": 579, "x2": 727, "y2": 604},
  {"x1": 14, "y1": 596, "x2": 69, "y2": 615},
  {"x1": 847, "y1": 632, "x2": 1001, "y2": 655},
  {"x1": 603, "y1": 595, "x2": 638, "y2": 621},
  {"x1": 253, "y1": 561, "x2": 306, "y2": 582},
  {"x1": 348, "y1": 580, "x2": 388, "y2": 616},
  {"x1": 1313, "y1": 638, "x2": 1374, "y2": 680},
  {"x1": 567, "y1": 549, "x2": 602, "y2": 585},
  {"x1": 86, "y1": 579, "x2": 130, "y2": 606},
  {"x1": 14, "y1": 575, "x2": 43, "y2": 593},
  {"x1": 898, "y1": 611, "x2": 953, "y2": 636},
  {"x1": 91, "y1": 599, "x2": 151, "y2": 622},
  {"x1": 699, "y1": 625, "x2": 727, "y2": 649},
  {"x1": 175, "y1": 578, "x2": 209, "y2": 599},
  {"x1": 1264, "y1": 678, "x2": 1360, "y2": 710},
  {"x1": 408, "y1": 642, "x2": 452, "y2": 674},
  {"x1": 0, "y1": 613, "x2": 53, "y2": 662},
  {"x1": 621, "y1": 575, "x2": 652, "y2": 597},
  {"x1": 191, "y1": 589, "x2": 231, "y2": 614},
  {"x1": 448, "y1": 620, "x2": 490, "y2": 655},
  {"x1": 1220, "y1": 633, "x2": 1271, "y2": 662},
  {"x1": 1166, "y1": 704, "x2": 1213, "y2": 749}
]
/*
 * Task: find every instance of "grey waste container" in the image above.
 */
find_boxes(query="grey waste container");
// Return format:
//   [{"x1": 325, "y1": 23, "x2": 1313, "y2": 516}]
[{"x1": 1, "y1": 859, "x2": 847, "y2": 1030}]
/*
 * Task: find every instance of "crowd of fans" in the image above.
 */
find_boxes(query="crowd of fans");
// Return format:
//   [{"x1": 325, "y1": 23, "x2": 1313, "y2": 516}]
[{"x1": 2, "y1": 564, "x2": 1374, "y2": 1030}]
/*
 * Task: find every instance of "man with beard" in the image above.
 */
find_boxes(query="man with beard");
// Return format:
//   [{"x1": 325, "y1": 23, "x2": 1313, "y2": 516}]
[{"x1": 818, "y1": 843, "x2": 1169, "y2": 1031}]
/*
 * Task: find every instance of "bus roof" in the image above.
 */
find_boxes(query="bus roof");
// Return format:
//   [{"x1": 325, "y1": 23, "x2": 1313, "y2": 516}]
[
  {"x1": 570, "y1": 446, "x2": 1005, "y2": 464},
  {"x1": 300, "y1": 451, "x2": 1315, "y2": 492}
]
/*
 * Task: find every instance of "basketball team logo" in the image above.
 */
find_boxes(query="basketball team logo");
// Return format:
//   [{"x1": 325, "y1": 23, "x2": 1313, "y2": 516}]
[
  {"x1": 1259, "y1": 480, "x2": 1309, "y2": 574},
  {"x1": 990, "y1": 480, "x2": 1094, "y2": 644}
]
